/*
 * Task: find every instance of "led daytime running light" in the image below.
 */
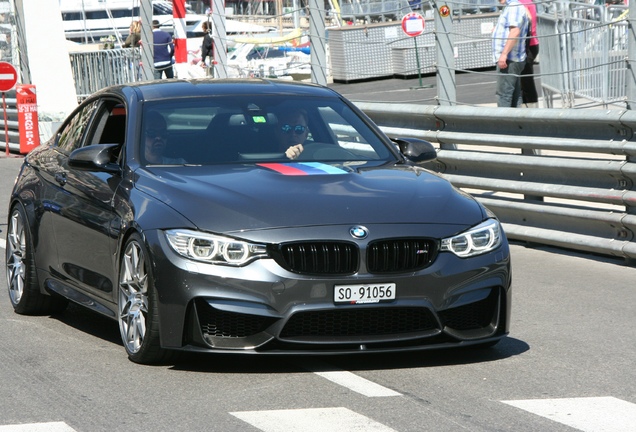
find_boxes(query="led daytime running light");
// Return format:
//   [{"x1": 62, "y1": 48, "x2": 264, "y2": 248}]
[
  {"x1": 441, "y1": 219, "x2": 502, "y2": 258},
  {"x1": 165, "y1": 229, "x2": 267, "y2": 266}
]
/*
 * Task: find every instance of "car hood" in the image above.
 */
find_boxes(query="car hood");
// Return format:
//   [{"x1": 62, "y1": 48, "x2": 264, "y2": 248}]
[{"x1": 134, "y1": 162, "x2": 484, "y2": 233}]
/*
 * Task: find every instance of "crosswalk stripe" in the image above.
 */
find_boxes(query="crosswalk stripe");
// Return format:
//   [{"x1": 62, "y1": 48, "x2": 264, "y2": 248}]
[
  {"x1": 230, "y1": 407, "x2": 397, "y2": 432},
  {"x1": 312, "y1": 370, "x2": 401, "y2": 397},
  {"x1": 303, "y1": 361, "x2": 401, "y2": 397},
  {"x1": 502, "y1": 396, "x2": 636, "y2": 432},
  {"x1": 0, "y1": 422, "x2": 77, "y2": 432}
]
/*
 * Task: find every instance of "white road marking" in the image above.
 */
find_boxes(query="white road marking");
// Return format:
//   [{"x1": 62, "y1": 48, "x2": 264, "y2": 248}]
[
  {"x1": 311, "y1": 370, "x2": 401, "y2": 397},
  {"x1": 0, "y1": 237, "x2": 5, "y2": 249},
  {"x1": 302, "y1": 360, "x2": 401, "y2": 397},
  {"x1": 231, "y1": 407, "x2": 397, "y2": 432},
  {"x1": 0, "y1": 422, "x2": 77, "y2": 432},
  {"x1": 502, "y1": 396, "x2": 636, "y2": 432}
]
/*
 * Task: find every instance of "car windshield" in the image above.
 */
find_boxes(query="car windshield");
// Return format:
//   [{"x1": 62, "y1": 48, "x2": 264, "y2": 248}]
[{"x1": 139, "y1": 94, "x2": 395, "y2": 166}]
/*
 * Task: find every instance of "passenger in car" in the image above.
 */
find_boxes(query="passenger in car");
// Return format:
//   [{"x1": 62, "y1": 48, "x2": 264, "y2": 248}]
[
  {"x1": 275, "y1": 109, "x2": 309, "y2": 160},
  {"x1": 143, "y1": 111, "x2": 186, "y2": 165}
]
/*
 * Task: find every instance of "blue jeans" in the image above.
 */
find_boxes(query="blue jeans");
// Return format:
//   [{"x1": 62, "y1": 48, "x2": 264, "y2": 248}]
[
  {"x1": 496, "y1": 60, "x2": 526, "y2": 107},
  {"x1": 153, "y1": 64, "x2": 174, "y2": 79}
]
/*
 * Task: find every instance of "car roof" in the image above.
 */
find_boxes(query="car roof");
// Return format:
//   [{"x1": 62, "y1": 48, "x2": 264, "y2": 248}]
[{"x1": 96, "y1": 78, "x2": 340, "y2": 103}]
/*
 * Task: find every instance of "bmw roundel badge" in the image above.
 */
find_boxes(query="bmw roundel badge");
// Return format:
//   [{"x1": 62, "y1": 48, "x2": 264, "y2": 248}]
[{"x1": 350, "y1": 226, "x2": 368, "y2": 239}]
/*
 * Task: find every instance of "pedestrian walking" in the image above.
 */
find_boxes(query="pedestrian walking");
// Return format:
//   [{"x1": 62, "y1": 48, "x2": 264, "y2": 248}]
[
  {"x1": 492, "y1": 0, "x2": 530, "y2": 107},
  {"x1": 201, "y1": 21, "x2": 214, "y2": 75},
  {"x1": 152, "y1": 20, "x2": 174, "y2": 79}
]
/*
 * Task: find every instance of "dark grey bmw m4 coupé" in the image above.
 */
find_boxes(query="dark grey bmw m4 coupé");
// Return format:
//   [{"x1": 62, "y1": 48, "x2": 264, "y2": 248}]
[{"x1": 5, "y1": 79, "x2": 511, "y2": 364}]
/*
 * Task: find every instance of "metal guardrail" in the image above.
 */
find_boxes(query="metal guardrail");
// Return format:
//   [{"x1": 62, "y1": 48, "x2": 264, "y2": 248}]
[
  {"x1": 3, "y1": 100, "x2": 636, "y2": 261},
  {"x1": 355, "y1": 102, "x2": 636, "y2": 261}
]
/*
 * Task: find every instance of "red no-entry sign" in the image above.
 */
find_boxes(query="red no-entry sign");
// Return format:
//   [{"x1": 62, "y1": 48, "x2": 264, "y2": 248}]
[
  {"x1": 0, "y1": 61, "x2": 17, "y2": 92},
  {"x1": 401, "y1": 12, "x2": 425, "y2": 38}
]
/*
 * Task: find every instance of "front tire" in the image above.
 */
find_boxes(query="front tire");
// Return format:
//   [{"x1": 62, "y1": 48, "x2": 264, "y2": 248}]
[
  {"x1": 5, "y1": 204, "x2": 67, "y2": 315},
  {"x1": 118, "y1": 233, "x2": 174, "y2": 364}
]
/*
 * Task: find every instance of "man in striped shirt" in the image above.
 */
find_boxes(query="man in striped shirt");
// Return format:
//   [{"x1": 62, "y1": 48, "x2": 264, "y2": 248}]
[{"x1": 492, "y1": 0, "x2": 530, "y2": 107}]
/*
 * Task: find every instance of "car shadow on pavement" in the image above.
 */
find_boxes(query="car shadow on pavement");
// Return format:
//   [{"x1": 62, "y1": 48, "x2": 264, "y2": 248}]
[
  {"x1": 51, "y1": 304, "x2": 529, "y2": 372},
  {"x1": 51, "y1": 302, "x2": 122, "y2": 346},
  {"x1": 170, "y1": 337, "x2": 529, "y2": 373}
]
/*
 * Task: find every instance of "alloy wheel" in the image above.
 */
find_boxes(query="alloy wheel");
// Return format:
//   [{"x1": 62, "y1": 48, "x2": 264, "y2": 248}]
[
  {"x1": 118, "y1": 240, "x2": 149, "y2": 355},
  {"x1": 6, "y1": 210, "x2": 26, "y2": 306}
]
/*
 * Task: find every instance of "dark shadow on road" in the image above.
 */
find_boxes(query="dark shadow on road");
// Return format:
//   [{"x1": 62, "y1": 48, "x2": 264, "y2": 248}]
[
  {"x1": 49, "y1": 303, "x2": 529, "y2": 373},
  {"x1": 51, "y1": 302, "x2": 121, "y2": 346},
  {"x1": 169, "y1": 336, "x2": 529, "y2": 374}
]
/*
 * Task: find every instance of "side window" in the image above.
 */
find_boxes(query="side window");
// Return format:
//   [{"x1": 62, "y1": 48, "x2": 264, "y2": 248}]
[
  {"x1": 56, "y1": 100, "x2": 99, "y2": 154},
  {"x1": 85, "y1": 103, "x2": 126, "y2": 147}
]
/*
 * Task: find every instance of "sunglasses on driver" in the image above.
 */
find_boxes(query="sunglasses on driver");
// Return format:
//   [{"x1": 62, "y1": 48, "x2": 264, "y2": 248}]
[{"x1": 280, "y1": 124, "x2": 307, "y2": 135}]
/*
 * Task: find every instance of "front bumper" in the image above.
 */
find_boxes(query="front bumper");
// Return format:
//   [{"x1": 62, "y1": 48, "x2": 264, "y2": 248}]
[{"x1": 147, "y1": 230, "x2": 512, "y2": 354}]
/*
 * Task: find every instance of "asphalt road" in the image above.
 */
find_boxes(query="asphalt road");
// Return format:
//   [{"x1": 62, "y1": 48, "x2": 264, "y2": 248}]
[
  {"x1": 328, "y1": 64, "x2": 554, "y2": 108},
  {"x1": 1, "y1": 143, "x2": 636, "y2": 432},
  {"x1": 329, "y1": 68, "x2": 502, "y2": 106}
]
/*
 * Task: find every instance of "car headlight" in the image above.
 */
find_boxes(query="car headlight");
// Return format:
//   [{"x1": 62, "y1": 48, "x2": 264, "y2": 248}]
[
  {"x1": 164, "y1": 229, "x2": 268, "y2": 266},
  {"x1": 440, "y1": 219, "x2": 502, "y2": 258}
]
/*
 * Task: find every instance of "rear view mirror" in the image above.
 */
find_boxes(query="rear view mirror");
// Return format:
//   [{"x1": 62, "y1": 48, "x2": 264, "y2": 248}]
[
  {"x1": 69, "y1": 143, "x2": 122, "y2": 173},
  {"x1": 390, "y1": 137, "x2": 437, "y2": 163}
]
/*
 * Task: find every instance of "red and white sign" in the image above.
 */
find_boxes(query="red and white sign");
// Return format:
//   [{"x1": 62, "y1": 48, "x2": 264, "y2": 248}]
[
  {"x1": 173, "y1": 0, "x2": 187, "y2": 64},
  {"x1": 16, "y1": 84, "x2": 40, "y2": 154},
  {"x1": 401, "y1": 12, "x2": 425, "y2": 38},
  {"x1": 0, "y1": 61, "x2": 18, "y2": 92}
]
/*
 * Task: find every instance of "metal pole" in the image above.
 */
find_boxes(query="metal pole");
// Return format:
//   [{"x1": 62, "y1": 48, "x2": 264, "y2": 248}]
[
  {"x1": 434, "y1": 2, "x2": 456, "y2": 106},
  {"x1": 309, "y1": 0, "x2": 327, "y2": 86},
  {"x1": 626, "y1": 5, "x2": 636, "y2": 110},
  {"x1": 3, "y1": 92, "x2": 8, "y2": 156},
  {"x1": 173, "y1": 0, "x2": 188, "y2": 78},
  {"x1": 212, "y1": 0, "x2": 228, "y2": 78},
  {"x1": 414, "y1": 36, "x2": 422, "y2": 88},
  {"x1": 292, "y1": 0, "x2": 300, "y2": 29},
  {"x1": 140, "y1": 0, "x2": 154, "y2": 81}
]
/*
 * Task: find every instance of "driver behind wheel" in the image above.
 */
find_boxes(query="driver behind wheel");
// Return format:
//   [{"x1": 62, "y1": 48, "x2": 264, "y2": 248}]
[{"x1": 275, "y1": 109, "x2": 309, "y2": 160}]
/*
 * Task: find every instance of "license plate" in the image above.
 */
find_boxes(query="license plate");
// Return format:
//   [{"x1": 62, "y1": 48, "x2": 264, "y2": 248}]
[{"x1": 334, "y1": 283, "x2": 396, "y2": 304}]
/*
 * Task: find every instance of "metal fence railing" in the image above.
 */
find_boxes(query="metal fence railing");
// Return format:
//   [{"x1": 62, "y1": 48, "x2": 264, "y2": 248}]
[
  {"x1": 69, "y1": 48, "x2": 142, "y2": 100},
  {"x1": 355, "y1": 102, "x2": 636, "y2": 262},
  {"x1": 339, "y1": 0, "x2": 412, "y2": 22},
  {"x1": 54, "y1": 1, "x2": 636, "y2": 109},
  {"x1": 537, "y1": 1, "x2": 630, "y2": 108},
  {"x1": 445, "y1": 0, "x2": 499, "y2": 15}
]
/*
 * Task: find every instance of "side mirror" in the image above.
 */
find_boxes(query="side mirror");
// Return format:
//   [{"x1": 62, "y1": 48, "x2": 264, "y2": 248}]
[
  {"x1": 69, "y1": 143, "x2": 122, "y2": 173},
  {"x1": 390, "y1": 137, "x2": 437, "y2": 163}
]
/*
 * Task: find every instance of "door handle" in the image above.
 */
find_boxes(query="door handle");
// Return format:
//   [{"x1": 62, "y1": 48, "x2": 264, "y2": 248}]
[{"x1": 55, "y1": 172, "x2": 67, "y2": 186}]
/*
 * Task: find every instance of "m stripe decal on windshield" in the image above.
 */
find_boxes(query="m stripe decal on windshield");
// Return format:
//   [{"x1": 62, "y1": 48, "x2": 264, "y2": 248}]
[{"x1": 258, "y1": 163, "x2": 347, "y2": 175}]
